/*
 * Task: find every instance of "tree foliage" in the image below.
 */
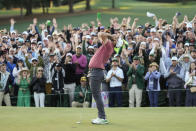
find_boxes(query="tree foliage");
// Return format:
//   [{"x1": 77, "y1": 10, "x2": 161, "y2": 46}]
[{"x1": 0, "y1": 0, "x2": 88, "y2": 15}]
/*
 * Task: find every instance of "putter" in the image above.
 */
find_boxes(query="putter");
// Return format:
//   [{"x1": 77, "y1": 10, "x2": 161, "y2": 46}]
[{"x1": 76, "y1": 89, "x2": 88, "y2": 124}]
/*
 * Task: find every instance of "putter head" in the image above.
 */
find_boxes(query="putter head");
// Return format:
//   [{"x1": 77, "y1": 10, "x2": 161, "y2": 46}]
[{"x1": 76, "y1": 121, "x2": 81, "y2": 124}]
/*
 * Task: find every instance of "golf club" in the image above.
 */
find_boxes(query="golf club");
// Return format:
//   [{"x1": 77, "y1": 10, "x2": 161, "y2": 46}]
[{"x1": 76, "y1": 88, "x2": 88, "y2": 124}]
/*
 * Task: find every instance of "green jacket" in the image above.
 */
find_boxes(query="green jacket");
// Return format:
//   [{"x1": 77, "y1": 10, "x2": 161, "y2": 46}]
[
  {"x1": 74, "y1": 85, "x2": 91, "y2": 103},
  {"x1": 127, "y1": 64, "x2": 145, "y2": 89}
]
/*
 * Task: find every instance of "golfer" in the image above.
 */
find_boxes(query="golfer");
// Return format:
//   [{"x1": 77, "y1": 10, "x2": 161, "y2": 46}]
[{"x1": 89, "y1": 32, "x2": 117, "y2": 124}]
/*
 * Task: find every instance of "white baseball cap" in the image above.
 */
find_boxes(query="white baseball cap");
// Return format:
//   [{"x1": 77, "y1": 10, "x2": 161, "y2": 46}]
[
  {"x1": 90, "y1": 32, "x2": 96, "y2": 36},
  {"x1": 88, "y1": 46, "x2": 94, "y2": 49},
  {"x1": 76, "y1": 45, "x2": 82, "y2": 49},
  {"x1": 185, "y1": 43, "x2": 189, "y2": 46},
  {"x1": 187, "y1": 23, "x2": 192, "y2": 29},
  {"x1": 22, "y1": 31, "x2": 28, "y2": 35},
  {"x1": 31, "y1": 57, "x2": 38, "y2": 62},
  {"x1": 42, "y1": 48, "x2": 49, "y2": 54},
  {"x1": 154, "y1": 38, "x2": 159, "y2": 41},
  {"x1": 43, "y1": 38, "x2": 49, "y2": 41},
  {"x1": 150, "y1": 28, "x2": 156, "y2": 33},
  {"x1": 11, "y1": 30, "x2": 16, "y2": 34},
  {"x1": 2, "y1": 36, "x2": 7, "y2": 39},
  {"x1": 86, "y1": 35, "x2": 91, "y2": 39},
  {"x1": 141, "y1": 42, "x2": 146, "y2": 46},
  {"x1": 171, "y1": 56, "x2": 178, "y2": 61},
  {"x1": 66, "y1": 53, "x2": 72, "y2": 57},
  {"x1": 158, "y1": 29, "x2": 164, "y2": 33},
  {"x1": 183, "y1": 54, "x2": 189, "y2": 58}
]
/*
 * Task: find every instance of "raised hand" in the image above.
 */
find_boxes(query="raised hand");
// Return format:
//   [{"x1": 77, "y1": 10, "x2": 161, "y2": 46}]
[
  {"x1": 68, "y1": 24, "x2": 73, "y2": 30},
  {"x1": 90, "y1": 21, "x2": 95, "y2": 26},
  {"x1": 53, "y1": 18, "x2": 58, "y2": 28},
  {"x1": 110, "y1": 18, "x2": 114, "y2": 24},
  {"x1": 53, "y1": 18, "x2": 57, "y2": 25},
  {"x1": 33, "y1": 18, "x2": 37, "y2": 25},
  {"x1": 63, "y1": 25, "x2": 67, "y2": 31},
  {"x1": 134, "y1": 18, "x2": 139, "y2": 22},
  {"x1": 10, "y1": 18, "x2": 15, "y2": 25},
  {"x1": 145, "y1": 22, "x2": 150, "y2": 27},
  {"x1": 153, "y1": 16, "x2": 157, "y2": 21},
  {"x1": 148, "y1": 67, "x2": 152, "y2": 73},
  {"x1": 127, "y1": 16, "x2": 131, "y2": 25}
]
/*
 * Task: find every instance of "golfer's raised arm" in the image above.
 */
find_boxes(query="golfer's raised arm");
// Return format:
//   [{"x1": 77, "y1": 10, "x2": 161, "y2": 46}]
[{"x1": 98, "y1": 32, "x2": 117, "y2": 45}]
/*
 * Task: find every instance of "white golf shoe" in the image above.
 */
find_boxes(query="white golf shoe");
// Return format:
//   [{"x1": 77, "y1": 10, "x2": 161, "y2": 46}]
[{"x1": 91, "y1": 118, "x2": 109, "y2": 125}]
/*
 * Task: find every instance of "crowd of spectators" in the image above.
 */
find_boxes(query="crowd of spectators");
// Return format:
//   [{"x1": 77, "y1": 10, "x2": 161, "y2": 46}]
[{"x1": 0, "y1": 14, "x2": 196, "y2": 107}]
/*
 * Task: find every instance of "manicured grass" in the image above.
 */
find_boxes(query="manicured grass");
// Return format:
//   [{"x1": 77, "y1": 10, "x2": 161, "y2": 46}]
[
  {"x1": 0, "y1": 0, "x2": 196, "y2": 32},
  {"x1": 0, "y1": 107, "x2": 196, "y2": 131}
]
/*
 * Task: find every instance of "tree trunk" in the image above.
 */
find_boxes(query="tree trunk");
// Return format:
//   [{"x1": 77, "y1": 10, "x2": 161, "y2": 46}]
[
  {"x1": 50, "y1": 0, "x2": 53, "y2": 8},
  {"x1": 20, "y1": 1, "x2": 23, "y2": 16},
  {"x1": 41, "y1": 0, "x2": 45, "y2": 14},
  {"x1": 112, "y1": 0, "x2": 115, "y2": 8},
  {"x1": 182, "y1": 0, "x2": 187, "y2": 5},
  {"x1": 42, "y1": 5, "x2": 45, "y2": 14},
  {"x1": 86, "y1": 0, "x2": 91, "y2": 11},
  {"x1": 68, "y1": 0, "x2": 74, "y2": 13},
  {"x1": 25, "y1": 0, "x2": 33, "y2": 16},
  {"x1": 46, "y1": 7, "x2": 49, "y2": 14},
  {"x1": 19, "y1": 0, "x2": 23, "y2": 16},
  {"x1": 182, "y1": 0, "x2": 185, "y2": 4}
]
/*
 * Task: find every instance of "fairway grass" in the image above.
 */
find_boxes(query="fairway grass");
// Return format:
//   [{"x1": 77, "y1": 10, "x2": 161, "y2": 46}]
[
  {"x1": 0, "y1": 0, "x2": 196, "y2": 32},
  {"x1": 0, "y1": 107, "x2": 196, "y2": 131}
]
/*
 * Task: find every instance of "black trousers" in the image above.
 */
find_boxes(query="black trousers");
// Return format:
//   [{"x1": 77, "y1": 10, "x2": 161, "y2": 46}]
[
  {"x1": 109, "y1": 87, "x2": 122, "y2": 107},
  {"x1": 168, "y1": 89, "x2": 181, "y2": 106},
  {"x1": 185, "y1": 87, "x2": 196, "y2": 106},
  {"x1": 51, "y1": 92, "x2": 65, "y2": 107}
]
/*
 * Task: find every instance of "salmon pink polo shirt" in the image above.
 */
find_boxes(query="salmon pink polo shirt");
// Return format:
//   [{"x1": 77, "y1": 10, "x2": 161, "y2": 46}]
[{"x1": 89, "y1": 40, "x2": 114, "y2": 69}]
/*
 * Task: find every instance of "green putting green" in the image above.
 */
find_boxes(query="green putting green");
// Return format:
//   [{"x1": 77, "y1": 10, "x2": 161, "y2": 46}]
[{"x1": 0, "y1": 107, "x2": 196, "y2": 131}]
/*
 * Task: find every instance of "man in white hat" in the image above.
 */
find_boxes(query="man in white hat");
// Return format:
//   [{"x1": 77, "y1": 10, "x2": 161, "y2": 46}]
[
  {"x1": 164, "y1": 56, "x2": 184, "y2": 106},
  {"x1": 42, "y1": 52, "x2": 56, "y2": 100},
  {"x1": 150, "y1": 28, "x2": 157, "y2": 37},
  {"x1": 72, "y1": 45, "x2": 87, "y2": 85},
  {"x1": 25, "y1": 56, "x2": 44, "y2": 78},
  {"x1": 179, "y1": 54, "x2": 194, "y2": 74},
  {"x1": 106, "y1": 57, "x2": 124, "y2": 107}
]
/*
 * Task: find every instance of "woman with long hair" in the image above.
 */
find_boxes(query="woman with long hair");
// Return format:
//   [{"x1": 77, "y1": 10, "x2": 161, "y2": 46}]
[
  {"x1": 29, "y1": 67, "x2": 46, "y2": 107},
  {"x1": 185, "y1": 62, "x2": 196, "y2": 106},
  {"x1": 12, "y1": 60, "x2": 25, "y2": 96},
  {"x1": 17, "y1": 67, "x2": 31, "y2": 107}
]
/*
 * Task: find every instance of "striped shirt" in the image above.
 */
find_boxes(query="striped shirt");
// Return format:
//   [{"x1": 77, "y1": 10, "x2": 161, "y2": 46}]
[{"x1": 89, "y1": 40, "x2": 114, "y2": 69}]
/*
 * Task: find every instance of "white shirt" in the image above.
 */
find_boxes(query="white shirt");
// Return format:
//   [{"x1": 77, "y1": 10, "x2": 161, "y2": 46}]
[
  {"x1": 13, "y1": 67, "x2": 22, "y2": 83},
  {"x1": 47, "y1": 63, "x2": 53, "y2": 83},
  {"x1": 106, "y1": 67, "x2": 124, "y2": 88},
  {"x1": 185, "y1": 71, "x2": 196, "y2": 86}
]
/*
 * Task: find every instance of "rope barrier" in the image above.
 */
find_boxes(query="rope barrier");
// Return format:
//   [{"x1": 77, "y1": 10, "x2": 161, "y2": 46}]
[{"x1": 8, "y1": 88, "x2": 190, "y2": 99}]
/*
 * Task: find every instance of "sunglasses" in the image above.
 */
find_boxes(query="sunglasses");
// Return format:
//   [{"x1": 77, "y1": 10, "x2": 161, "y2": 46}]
[{"x1": 38, "y1": 70, "x2": 43, "y2": 72}]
